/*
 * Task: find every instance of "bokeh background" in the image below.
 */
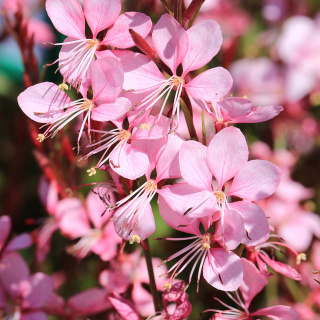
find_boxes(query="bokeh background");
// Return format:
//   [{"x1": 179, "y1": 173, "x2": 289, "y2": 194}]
[{"x1": 1, "y1": 0, "x2": 320, "y2": 319}]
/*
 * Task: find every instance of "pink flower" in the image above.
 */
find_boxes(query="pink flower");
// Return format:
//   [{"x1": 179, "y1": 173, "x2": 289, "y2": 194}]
[
  {"x1": 158, "y1": 127, "x2": 280, "y2": 249},
  {"x1": 18, "y1": 57, "x2": 130, "y2": 147},
  {"x1": 207, "y1": 258, "x2": 299, "y2": 319},
  {"x1": 0, "y1": 252, "x2": 54, "y2": 319},
  {"x1": 108, "y1": 133, "x2": 183, "y2": 242},
  {"x1": 45, "y1": 0, "x2": 152, "y2": 90},
  {"x1": 116, "y1": 14, "x2": 232, "y2": 126},
  {"x1": 0, "y1": 215, "x2": 32, "y2": 259},
  {"x1": 58, "y1": 190, "x2": 121, "y2": 261}
]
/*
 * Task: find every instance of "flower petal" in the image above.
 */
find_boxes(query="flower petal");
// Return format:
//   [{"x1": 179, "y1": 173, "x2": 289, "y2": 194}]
[
  {"x1": 240, "y1": 258, "x2": 268, "y2": 309},
  {"x1": 91, "y1": 98, "x2": 131, "y2": 122},
  {"x1": 251, "y1": 306, "x2": 299, "y2": 320},
  {"x1": 0, "y1": 215, "x2": 10, "y2": 251},
  {"x1": 152, "y1": 14, "x2": 189, "y2": 74},
  {"x1": 228, "y1": 160, "x2": 281, "y2": 201},
  {"x1": 109, "y1": 143, "x2": 149, "y2": 180},
  {"x1": 180, "y1": 140, "x2": 212, "y2": 190},
  {"x1": 232, "y1": 105, "x2": 283, "y2": 123},
  {"x1": 184, "y1": 67, "x2": 233, "y2": 101},
  {"x1": 203, "y1": 248, "x2": 243, "y2": 291},
  {"x1": 83, "y1": 0, "x2": 120, "y2": 39},
  {"x1": 229, "y1": 201, "x2": 269, "y2": 246},
  {"x1": 46, "y1": 0, "x2": 85, "y2": 39},
  {"x1": 207, "y1": 127, "x2": 248, "y2": 188},
  {"x1": 109, "y1": 296, "x2": 140, "y2": 320},
  {"x1": 103, "y1": 12, "x2": 152, "y2": 48},
  {"x1": 182, "y1": 20, "x2": 222, "y2": 75},
  {"x1": 91, "y1": 57, "x2": 124, "y2": 104},
  {"x1": 17, "y1": 82, "x2": 71, "y2": 123},
  {"x1": 218, "y1": 97, "x2": 253, "y2": 121}
]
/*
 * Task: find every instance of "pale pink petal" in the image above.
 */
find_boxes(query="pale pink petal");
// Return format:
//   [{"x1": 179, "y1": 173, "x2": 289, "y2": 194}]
[
  {"x1": 232, "y1": 105, "x2": 283, "y2": 123},
  {"x1": 46, "y1": 0, "x2": 85, "y2": 39},
  {"x1": 6, "y1": 233, "x2": 32, "y2": 252},
  {"x1": 259, "y1": 254, "x2": 302, "y2": 280},
  {"x1": 182, "y1": 20, "x2": 222, "y2": 75},
  {"x1": 57, "y1": 198, "x2": 91, "y2": 239},
  {"x1": 83, "y1": 0, "x2": 120, "y2": 39},
  {"x1": 157, "y1": 185, "x2": 202, "y2": 235},
  {"x1": 179, "y1": 140, "x2": 212, "y2": 190},
  {"x1": 155, "y1": 133, "x2": 184, "y2": 181},
  {"x1": 240, "y1": 258, "x2": 268, "y2": 309},
  {"x1": 218, "y1": 97, "x2": 253, "y2": 121},
  {"x1": 38, "y1": 177, "x2": 59, "y2": 215},
  {"x1": 152, "y1": 14, "x2": 189, "y2": 74},
  {"x1": 68, "y1": 288, "x2": 110, "y2": 315},
  {"x1": 103, "y1": 12, "x2": 152, "y2": 48},
  {"x1": 131, "y1": 115, "x2": 171, "y2": 140},
  {"x1": 22, "y1": 273, "x2": 53, "y2": 309},
  {"x1": 256, "y1": 254, "x2": 273, "y2": 278},
  {"x1": 17, "y1": 82, "x2": 71, "y2": 123},
  {"x1": 251, "y1": 306, "x2": 299, "y2": 320},
  {"x1": 0, "y1": 252, "x2": 29, "y2": 300},
  {"x1": 113, "y1": 203, "x2": 155, "y2": 241},
  {"x1": 91, "y1": 57, "x2": 124, "y2": 104},
  {"x1": 109, "y1": 296, "x2": 140, "y2": 320},
  {"x1": 184, "y1": 67, "x2": 233, "y2": 101},
  {"x1": 92, "y1": 223, "x2": 120, "y2": 261},
  {"x1": 203, "y1": 248, "x2": 243, "y2": 291},
  {"x1": 91, "y1": 98, "x2": 131, "y2": 122},
  {"x1": 0, "y1": 215, "x2": 11, "y2": 250},
  {"x1": 28, "y1": 19, "x2": 55, "y2": 44},
  {"x1": 215, "y1": 210, "x2": 244, "y2": 250},
  {"x1": 229, "y1": 201, "x2": 269, "y2": 246},
  {"x1": 86, "y1": 191, "x2": 111, "y2": 229},
  {"x1": 207, "y1": 127, "x2": 248, "y2": 188},
  {"x1": 21, "y1": 312, "x2": 48, "y2": 320},
  {"x1": 228, "y1": 160, "x2": 281, "y2": 201},
  {"x1": 113, "y1": 50, "x2": 165, "y2": 92},
  {"x1": 132, "y1": 283, "x2": 154, "y2": 317},
  {"x1": 132, "y1": 138, "x2": 166, "y2": 179},
  {"x1": 157, "y1": 183, "x2": 216, "y2": 220},
  {"x1": 109, "y1": 143, "x2": 149, "y2": 180}
]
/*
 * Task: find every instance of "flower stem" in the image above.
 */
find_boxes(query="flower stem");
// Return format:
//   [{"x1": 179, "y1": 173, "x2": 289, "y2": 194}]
[{"x1": 142, "y1": 238, "x2": 162, "y2": 312}]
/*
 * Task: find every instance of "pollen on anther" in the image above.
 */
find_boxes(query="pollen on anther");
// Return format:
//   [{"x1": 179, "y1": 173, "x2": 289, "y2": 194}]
[
  {"x1": 87, "y1": 167, "x2": 97, "y2": 176},
  {"x1": 129, "y1": 234, "x2": 141, "y2": 245},
  {"x1": 37, "y1": 134, "x2": 45, "y2": 142}
]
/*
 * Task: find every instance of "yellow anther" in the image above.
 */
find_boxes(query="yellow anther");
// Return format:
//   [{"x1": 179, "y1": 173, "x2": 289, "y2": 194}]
[
  {"x1": 139, "y1": 123, "x2": 151, "y2": 131},
  {"x1": 82, "y1": 99, "x2": 92, "y2": 110},
  {"x1": 243, "y1": 95, "x2": 248, "y2": 99},
  {"x1": 201, "y1": 242, "x2": 210, "y2": 250},
  {"x1": 129, "y1": 235, "x2": 141, "y2": 245},
  {"x1": 58, "y1": 83, "x2": 68, "y2": 91},
  {"x1": 145, "y1": 180, "x2": 157, "y2": 192},
  {"x1": 214, "y1": 190, "x2": 226, "y2": 203},
  {"x1": 163, "y1": 282, "x2": 172, "y2": 292},
  {"x1": 37, "y1": 134, "x2": 45, "y2": 142},
  {"x1": 87, "y1": 167, "x2": 96, "y2": 176},
  {"x1": 296, "y1": 253, "x2": 307, "y2": 265},
  {"x1": 119, "y1": 130, "x2": 131, "y2": 140}
]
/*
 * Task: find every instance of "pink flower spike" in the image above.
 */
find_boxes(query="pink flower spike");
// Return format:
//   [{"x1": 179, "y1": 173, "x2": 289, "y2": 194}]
[
  {"x1": 152, "y1": 14, "x2": 189, "y2": 75},
  {"x1": 83, "y1": 0, "x2": 121, "y2": 39}
]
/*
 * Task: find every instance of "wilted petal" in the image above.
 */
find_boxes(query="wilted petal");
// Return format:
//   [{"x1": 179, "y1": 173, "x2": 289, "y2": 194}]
[
  {"x1": 152, "y1": 14, "x2": 189, "y2": 74},
  {"x1": 228, "y1": 160, "x2": 281, "y2": 201},
  {"x1": 207, "y1": 127, "x2": 248, "y2": 188}
]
